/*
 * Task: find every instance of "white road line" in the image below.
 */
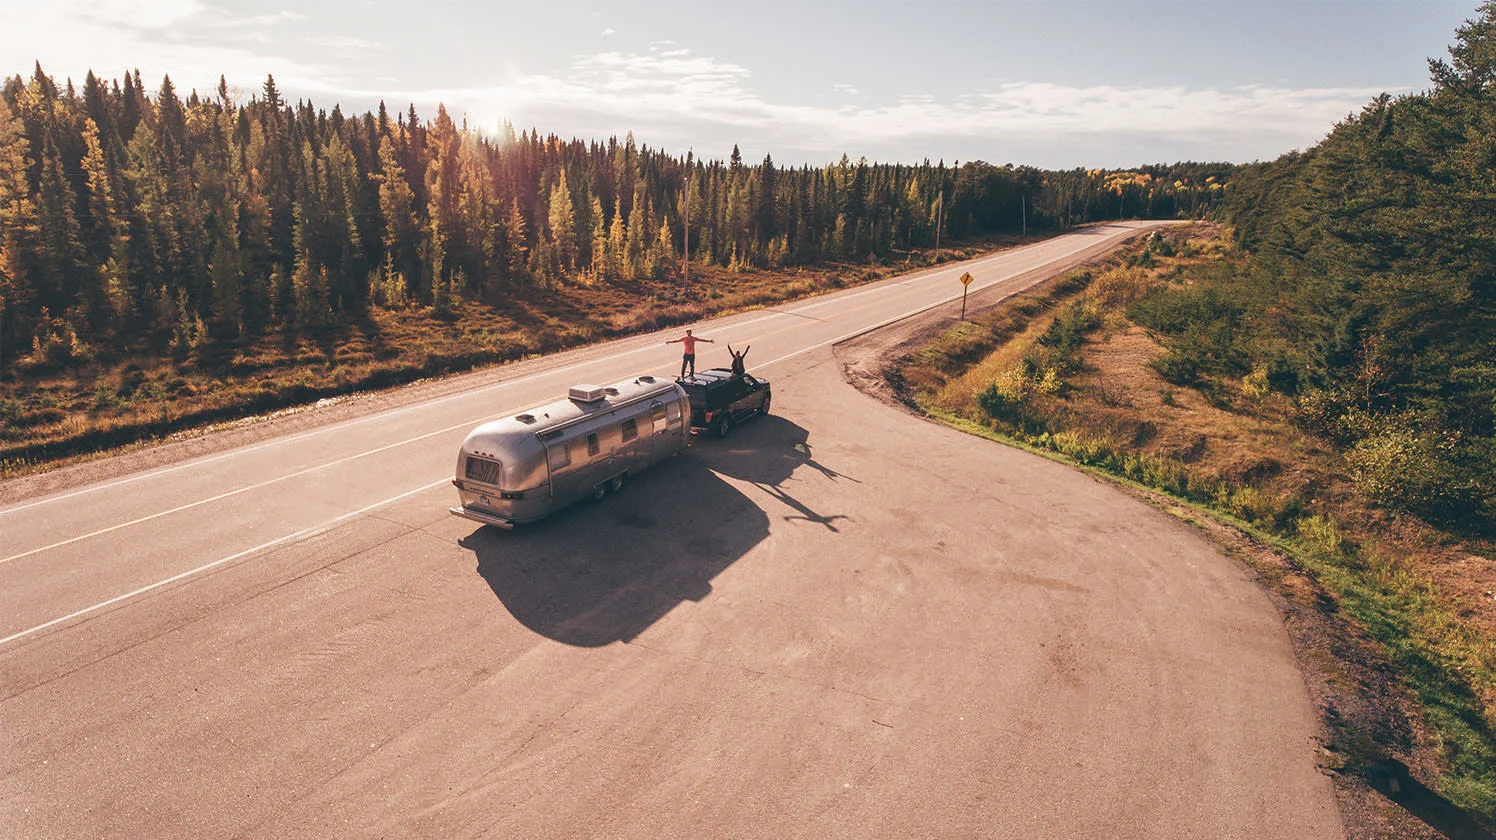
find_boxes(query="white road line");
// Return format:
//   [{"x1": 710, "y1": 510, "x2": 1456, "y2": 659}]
[
  {"x1": 760, "y1": 225, "x2": 1151, "y2": 367},
  {"x1": 0, "y1": 232, "x2": 1052, "y2": 518},
  {"x1": 0, "y1": 225, "x2": 1147, "y2": 538},
  {"x1": 2, "y1": 416, "x2": 479, "y2": 566},
  {"x1": 1, "y1": 225, "x2": 1097, "y2": 518},
  {"x1": 0, "y1": 477, "x2": 451, "y2": 649},
  {"x1": 0, "y1": 306, "x2": 820, "y2": 566},
  {"x1": 0, "y1": 312, "x2": 797, "y2": 518},
  {"x1": 0, "y1": 224, "x2": 1158, "y2": 650}
]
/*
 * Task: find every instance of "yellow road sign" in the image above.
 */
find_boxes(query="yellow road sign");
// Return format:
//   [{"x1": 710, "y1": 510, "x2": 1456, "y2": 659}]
[{"x1": 960, "y1": 272, "x2": 974, "y2": 286}]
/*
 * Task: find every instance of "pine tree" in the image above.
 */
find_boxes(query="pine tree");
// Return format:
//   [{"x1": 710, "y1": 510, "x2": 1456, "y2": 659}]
[
  {"x1": 156, "y1": 75, "x2": 186, "y2": 161},
  {"x1": 322, "y1": 132, "x2": 365, "y2": 309},
  {"x1": 652, "y1": 217, "x2": 675, "y2": 280},
  {"x1": 455, "y1": 132, "x2": 495, "y2": 297},
  {"x1": 757, "y1": 153, "x2": 777, "y2": 245},
  {"x1": 209, "y1": 233, "x2": 243, "y2": 338},
  {"x1": 261, "y1": 74, "x2": 284, "y2": 113},
  {"x1": 290, "y1": 211, "x2": 329, "y2": 331},
  {"x1": 35, "y1": 136, "x2": 89, "y2": 329},
  {"x1": 425, "y1": 105, "x2": 460, "y2": 311},
  {"x1": 80, "y1": 117, "x2": 126, "y2": 331},
  {"x1": 0, "y1": 96, "x2": 38, "y2": 372},
  {"x1": 500, "y1": 198, "x2": 530, "y2": 287},
  {"x1": 588, "y1": 193, "x2": 607, "y2": 281},
  {"x1": 547, "y1": 169, "x2": 577, "y2": 275},
  {"x1": 623, "y1": 193, "x2": 648, "y2": 280},
  {"x1": 375, "y1": 132, "x2": 416, "y2": 306}
]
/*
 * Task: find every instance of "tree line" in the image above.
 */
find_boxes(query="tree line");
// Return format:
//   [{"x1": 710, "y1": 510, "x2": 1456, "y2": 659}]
[
  {"x1": 1130, "y1": 2, "x2": 1496, "y2": 531},
  {"x1": 0, "y1": 64, "x2": 1228, "y2": 374}
]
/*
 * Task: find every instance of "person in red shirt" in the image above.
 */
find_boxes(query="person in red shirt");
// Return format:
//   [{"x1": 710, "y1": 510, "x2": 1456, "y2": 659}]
[{"x1": 666, "y1": 329, "x2": 714, "y2": 378}]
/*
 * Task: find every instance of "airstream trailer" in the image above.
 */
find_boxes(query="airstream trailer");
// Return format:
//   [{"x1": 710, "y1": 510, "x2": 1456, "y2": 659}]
[{"x1": 449, "y1": 374, "x2": 690, "y2": 529}]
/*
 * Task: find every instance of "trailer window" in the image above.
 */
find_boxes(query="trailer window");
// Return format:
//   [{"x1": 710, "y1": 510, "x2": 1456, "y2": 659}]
[
  {"x1": 548, "y1": 441, "x2": 570, "y2": 470},
  {"x1": 464, "y1": 457, "x2": 501, "y2": 485},
  {"x1": 586, "y1": 432, "x2": 600, "y2": 457},
  {"x1": 666, "y1": 400, "x2": 681, "y2": 421},
  {"x1": 621, "y1": 418, "x2": 638, "y2": 442}
]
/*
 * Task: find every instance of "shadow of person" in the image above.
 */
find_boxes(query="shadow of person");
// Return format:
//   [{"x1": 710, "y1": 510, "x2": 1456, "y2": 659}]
[
  {"x1": 692, "y1": 415, "x2": 856, "y2": 531},
  {"x1": 759, "y1": 485, "x2": 850, "y2": 532},
  {"x1": 458, "y1": 456, "x2": 769, "y2": 647}
]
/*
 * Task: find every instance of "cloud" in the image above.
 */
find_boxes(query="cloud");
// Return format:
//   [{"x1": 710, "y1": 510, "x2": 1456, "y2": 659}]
[
  {"x1": 2, "y1": 1, "x2": 329, "y2": 99},
  {"x1": 601, "y1": 28, "x2": 616, "y2": 37},
  {"x1": 73, "y1": 0, "x2": 210, "y2": 30},
  {"x1": 312, "y1": 35, "x2": 384, "y2": 55},
  {"x1": 334, "y1": 47, "x2": 1383, "y2": 166},
  {"x1": 3, "y1": 14, "x2": 1394, "y2": 168}
]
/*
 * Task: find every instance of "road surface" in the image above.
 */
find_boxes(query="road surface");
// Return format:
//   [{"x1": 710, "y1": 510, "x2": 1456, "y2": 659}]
[{"x1": 0, "y1": 223, "x2": 1343, "y2": 839}]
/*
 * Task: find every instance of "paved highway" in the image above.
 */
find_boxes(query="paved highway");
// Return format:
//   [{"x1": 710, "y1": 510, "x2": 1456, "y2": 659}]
[{"x1": 0, "y1": 223, "x2": 1343, "y2": 838}]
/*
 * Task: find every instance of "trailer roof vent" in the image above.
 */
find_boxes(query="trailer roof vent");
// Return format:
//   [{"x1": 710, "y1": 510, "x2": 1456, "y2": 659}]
[
  {"x1": 604, "y1": 387, "x2": 620, "y2": 396},
  {"x1": 637, "y1": 375, "x2": 656, "y2": 384},
  {"x1": 514, "y1": 413, "x2": 537, "y2": 424},
  {"x1": 568, "y1": 384, "x2": 607, "y2": 403}
]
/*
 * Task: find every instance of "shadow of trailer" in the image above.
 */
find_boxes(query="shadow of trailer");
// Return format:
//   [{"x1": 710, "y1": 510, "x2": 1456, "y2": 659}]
[{"x1": 451, "y1": 375, "x2": 690, "y2": 529}]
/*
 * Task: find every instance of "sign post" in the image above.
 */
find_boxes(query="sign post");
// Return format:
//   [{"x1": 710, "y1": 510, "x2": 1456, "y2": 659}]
[{"x1": 959, "y1": 271, "x2": 974, "y2": 320}]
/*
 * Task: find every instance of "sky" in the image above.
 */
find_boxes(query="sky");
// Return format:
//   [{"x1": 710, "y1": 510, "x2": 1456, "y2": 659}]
[{"x1": 0, "y1": 0, "x2": 1481, "y2": 169}]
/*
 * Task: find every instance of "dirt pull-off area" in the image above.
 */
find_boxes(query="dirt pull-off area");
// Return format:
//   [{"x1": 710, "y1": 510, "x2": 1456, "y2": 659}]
[{"x1": 833, "y1": 229, "x2": 1495, "y2": 840}]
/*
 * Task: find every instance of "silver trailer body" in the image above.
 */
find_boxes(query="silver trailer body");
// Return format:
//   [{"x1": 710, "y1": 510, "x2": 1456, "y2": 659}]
[{"x1": 450, "y1": 374, "x2": 690, "y2": 529}]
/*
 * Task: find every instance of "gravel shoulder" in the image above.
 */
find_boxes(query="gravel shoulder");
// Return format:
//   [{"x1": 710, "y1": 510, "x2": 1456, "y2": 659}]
[{"x1": 832, "y1": 259, "x2": 1463, "y2": 840}]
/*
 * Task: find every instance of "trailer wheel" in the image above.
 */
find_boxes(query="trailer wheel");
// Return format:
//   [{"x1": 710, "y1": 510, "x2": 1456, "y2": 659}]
[
  {"x1": 609, "y1": 474, "x2": 625, "y2": 493},
  {"x1": 716, "y1": 412, "x2": 732, "y2": 438},
  {"x1": 591, "y1": 482, "x2": 608, "y2": 502}
]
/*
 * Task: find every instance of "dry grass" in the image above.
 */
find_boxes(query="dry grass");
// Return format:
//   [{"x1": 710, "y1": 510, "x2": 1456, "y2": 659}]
[
  {"x1": 0, "y1": 241, "x2": 1006, "y2": 477},
  {"x1": 896, "y1": 224, "x2": 1496, "y2": 828}
]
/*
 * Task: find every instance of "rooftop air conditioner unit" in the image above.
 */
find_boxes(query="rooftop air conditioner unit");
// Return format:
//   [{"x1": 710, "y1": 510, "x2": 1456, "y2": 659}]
[{"x1": 568, "y1": 384, "x2": 607, "y2": 403}]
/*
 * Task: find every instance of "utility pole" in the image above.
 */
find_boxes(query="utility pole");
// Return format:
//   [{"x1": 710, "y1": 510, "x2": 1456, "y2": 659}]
[
  {"x1": 934, "y1": 191, "x2": 944, "y2": 260},
  {"x1": 682, "y1": 150, "x2": 692, "y2": 287}
]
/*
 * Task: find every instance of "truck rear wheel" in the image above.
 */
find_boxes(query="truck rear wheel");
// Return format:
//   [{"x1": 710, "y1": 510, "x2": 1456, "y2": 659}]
[{"x1": 716, "y1": 413, "x2": 732, "y2": 438}]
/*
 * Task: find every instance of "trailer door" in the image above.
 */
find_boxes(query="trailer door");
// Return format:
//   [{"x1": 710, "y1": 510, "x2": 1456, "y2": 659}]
[{"x1": 648, "y1": 401, "x2": 668, "y2": 460}]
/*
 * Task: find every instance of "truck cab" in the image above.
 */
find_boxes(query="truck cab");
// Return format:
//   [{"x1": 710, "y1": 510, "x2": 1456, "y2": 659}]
[{"x1": 678, "y1": 369, "x2": 772, "y2": 437}]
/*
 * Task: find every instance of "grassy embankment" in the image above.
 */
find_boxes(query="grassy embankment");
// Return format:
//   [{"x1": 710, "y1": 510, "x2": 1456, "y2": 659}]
[
  {"x1": 0, "y1": 242, "x2": 1009, "y2": 479},
  {"x1": 896, "y1": 224, "x2": 1496, "y2": 826}
]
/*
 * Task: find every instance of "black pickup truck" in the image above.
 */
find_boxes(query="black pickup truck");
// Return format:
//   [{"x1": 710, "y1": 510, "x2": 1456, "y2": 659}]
[{"x1": 678, "y1": 369, "x2": 771, "y2": 437}]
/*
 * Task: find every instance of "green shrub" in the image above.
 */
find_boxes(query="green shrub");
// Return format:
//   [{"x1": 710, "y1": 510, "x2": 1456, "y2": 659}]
[
  {"x1": 1347, "y1": 427, "x2": 1491, "y2": 530},
  {"x1": 1263, "y1": 353, "x2": 1300, "y2": 395},
  {"x1": 976, "y1": 381, "x2": 1021, "y2": 423},
  {"x1": 1151, "y1": 351, "x2": 1203, "y2": 385},
  {"x1": 1296, "y1": 514, "x2": 1345, "y2": 556}
]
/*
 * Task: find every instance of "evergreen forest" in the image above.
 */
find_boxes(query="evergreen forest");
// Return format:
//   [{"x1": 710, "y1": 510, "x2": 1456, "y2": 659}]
[
  {"x1": 0, "y1": 65, "x2": 1226, "y2": 380},
  {"x1": 1129, "y1": 3, "x2": 1496, "y2": 533}
]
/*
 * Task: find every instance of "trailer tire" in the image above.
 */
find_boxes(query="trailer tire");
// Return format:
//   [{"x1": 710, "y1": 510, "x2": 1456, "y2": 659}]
[
  {"x1": 609, "y1": 474, "x2": 625, "y2": 493},
  {"x1": 591, "y1": 482, "x2": 608, "y2": 502}
]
